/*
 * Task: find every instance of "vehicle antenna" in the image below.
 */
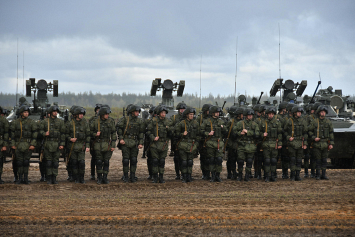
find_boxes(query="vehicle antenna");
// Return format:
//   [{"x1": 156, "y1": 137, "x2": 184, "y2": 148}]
[
  {"x1": 16, "y1": 38, "x2": 18, "y2": 106},
  {"x1": 199, "y1": 55, "x2": 202, "y2": 109},
  {"x1": 23, "y1": 51, "x2": 25, "y2": 95},
  {"x1": 279, "y1": 23, "x2": 282, "y2": 103},
  {"x1": 234, "y1": 37, "x2": 238, "y2": 105}
]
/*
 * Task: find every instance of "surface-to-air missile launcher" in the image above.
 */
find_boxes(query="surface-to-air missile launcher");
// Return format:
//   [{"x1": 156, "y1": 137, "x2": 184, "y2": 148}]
[
  {"x1": 148, "y1": 78, "x2": 185, "y2": 119},
  {"x1": 5, "y1": 78, "x2": 68, "y2": 164}
]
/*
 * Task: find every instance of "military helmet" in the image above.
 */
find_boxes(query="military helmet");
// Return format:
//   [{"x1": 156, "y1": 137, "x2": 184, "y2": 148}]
[
  {"x1": 209, "y1": 106, "x2": 222, "y2": 115},
  {"x1": 228, "y1": 106, "x2": 238, "y2": 116},
  {"x1": 48, "y1": 105, "x2": 61, "y2": 114},
  {"x1": 236, "y1": 107, "x2": 245, "y2": 116},
  {"x1": 176, "y1": 102, "x2": 187, "y2": 110},
  {"x1": 127, "y1": 104, "x2": 141, "y2": 114},
  {"x1": 278, "y1": 101, "x2": 288, "y2": 111},
  {"x1": 286, "y1": 103, "x2": 296, "y2": 112},
  {"x1": 70, "y1": 105, "x2": 79, "y2": 115},
  {"x1": 244, "y1": 109, "x2": 255, "y2": 116},
  {"x1": 94, "y1": 104, "x2": 102, "y2": 113},
  {"x1": 1, "y1": 107, "x2": 8, "y2": 115},
  {"x1": 258, "y1": 104, "x2": 267, "y2": 113},
  {"x1": 265, "y1": 107, "x2": 277, "y2": 114},
  {"x1": 182, "y1": 106, "x2": 196, "y2": 118},
  {"x1": 304, "y1": 104, "x2": 312, "y2": 112},
  {"x1": 156, "y1": 105, "x2": 169, "y2": 115},
  {"x1": 253, "y1": 104, "x2": 261, "y2": 111},
  {"x1": 316, "y1": 105, "x2": 328, "y2": 115},
  {"x1": 311, "y1": 102, "x2": 322, "y2": 111},
  {"x1": 291, "y1": 106, "x2": 304, "y2": 114},
  {"x1": 149, "y1": 106, "x2": 156, "y2": 114},
  {"x1": 19, "y1": 105, "x2": 30, "y2": 114},
  {"x1": 99, "y1": 106, "x2": 111, "y2": 116},
  {"x1": 73, "y1": 107, "x2": 86, "y2": 116},
  {"x1": 202, "y1": 103, "x2": 213, "y2": 112}
]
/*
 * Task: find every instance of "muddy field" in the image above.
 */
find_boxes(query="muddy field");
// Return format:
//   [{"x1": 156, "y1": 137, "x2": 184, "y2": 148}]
[{"x1": 0, "y1": 148, "x2": 354, "y2": 236}]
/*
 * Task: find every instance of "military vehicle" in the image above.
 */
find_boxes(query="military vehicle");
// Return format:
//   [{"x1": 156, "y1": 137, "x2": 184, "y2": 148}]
[{"x1": 149, "y1": 78, "x2": 185, "y2": 119}]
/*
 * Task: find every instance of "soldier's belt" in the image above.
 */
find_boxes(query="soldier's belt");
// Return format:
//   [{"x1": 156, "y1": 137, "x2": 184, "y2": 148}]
[
  {"x1": 241, "y1": 140, "x2": 254, "y2": 144},
  {"x1": 182, "y1": 139, "x2": 196, "y2": 143},
  {"x1": 208, "y1": 137, "x2": 220, "y2": 141},
  {"x1": 264, "y1": 137, "x2": 278, "y2": 141},
  {"x1": 97, "y1": 138, "x2": 110, "y2": 142},
  {"x1": 47, "y1": 138, "x2": 59, "y2": 141},
  {"x1": 125, "y1": 135, "x2": 137, "y2": 139},
  {"x1": 16, "y1": 138, "x2": 32, "y2": 142},
  {"x1": 319, "y1": 138, "x2": 329, "y2": 142},
  {"x1": 158, "y1": 138, "x2": 168, "y2": 142}
]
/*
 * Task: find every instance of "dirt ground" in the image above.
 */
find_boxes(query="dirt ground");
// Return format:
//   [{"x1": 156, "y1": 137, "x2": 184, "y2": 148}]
[{"x1": 0, "y1": 148, "x2": 354, "y2": 236}]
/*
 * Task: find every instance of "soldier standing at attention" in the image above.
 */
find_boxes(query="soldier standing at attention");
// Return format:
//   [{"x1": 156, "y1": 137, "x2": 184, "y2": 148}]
[
  {"x1": 259, "y1": 107, "x2": 283, "y2": 182},
  {"x1": 88, "y1": 104, "x2": 102, "y2": 180},
  {"x1": 116, "y1": 105, "x2": 144, "y2": 183},
  {"x1": 170, "y1": 102, "x2": 187, "y2": 180},
  {"x1": 234, "y1": 109, "x2": 260, "y2": 181},
  {"x1": 200, "y1": 106, "x2": 226, "y2": 182},
  {"x1": 90, "y1": 106, "x2": 116, "y2": 184},
  {"x1": 284, "y1": 106, "x2": 308, "y2": 181},
  {"x1": 39, "y1": 105, "x2": 66, "y2": 184},
  {"x1": 308, "y1": 102, "x2": 322, "y2": 178},
  {"x1": 0, "y1": 107, "x2": 9, "y2": 184},
  {"x1": 276, "y1": 102, "x2": 288, "y2": 179},
  {"x1": 175, "y1": 107, "x2": 200, "y2": 183},
  {"x1": 147, "y1": 106, "x2": 172, "y2": 183},
  {"x1": 67, "y1": 107, "x2": 91, "y2": 184},
  {"x1": 144, "y1": 106, "x2": 156, "y2": 180},
  {"x1": 309, "y1": 105, "x2": 334, "y2": 180},
  {"x1": 10, "y1": 105, "x2": 37, "y2": 184},
  {"x1": 225, "y1": 106, "x2": 244, "y2": 180},
  {"x1": 196, "y1": 104, "x2": 212, "y2": 180}
]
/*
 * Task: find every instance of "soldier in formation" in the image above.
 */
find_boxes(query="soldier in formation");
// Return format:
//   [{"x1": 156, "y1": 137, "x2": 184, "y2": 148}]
[{"x1": 0, "y1": 107, "x2": 9, "y2": 184}]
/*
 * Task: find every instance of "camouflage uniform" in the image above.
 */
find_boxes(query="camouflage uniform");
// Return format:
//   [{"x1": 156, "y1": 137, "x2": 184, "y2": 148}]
[
  {"x1": 90, "y1": 106, "x2": 117, "y2": 184},
  {"x1": 200, "y1": 106, "x2": 226, "y2": 182},
  {"x1": 234, "y1": 109, "x2": 260, "y2": 181},
  {"x1": 116, "y1": 105, "x2": 144, "y2": 183},
  {"x1": 10, "y1": 106, "x2": 37, "y2": 184},
  {"x1": 0, "y1": 108, "x2": 9, "y2": 184},
  {"x1": 66, "y1": 107, "x2": 91, "y2": 183},
  {"x1": 260, "y1": 107, "x2": 283, "y2": 182},
  {"x1": 88, "y1": 104, "x2": 102, "y2": 180},
  {"x1": 147, "y1": 106, "x2": 173, "y2": 183},
  {"x1": 309, "y1": 105, "x2": 334, "y2": 180},
  {"x1": 196, "y1": 104, "x2": 212, "y2": 180},
  {"x1": 254, "y1": 105, "x2": 267, "y2": 179},
  {"x1": 143, "y1": 106, "x2": 156, "y2": 180},
  {"x1": 39, "y1": 105, "x2": 66, "y2": 184},
  {"x1": 283, "y1": 106, "x2": 308, "y2": 181},
  {"x1": 175, "y1": 107, "x2": 200, "y2": 183}
]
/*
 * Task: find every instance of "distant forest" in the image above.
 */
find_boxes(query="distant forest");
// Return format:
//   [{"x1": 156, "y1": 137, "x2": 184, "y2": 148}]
[{"x1": 1, "y1": 91, "x2": 354, "y2": 110}]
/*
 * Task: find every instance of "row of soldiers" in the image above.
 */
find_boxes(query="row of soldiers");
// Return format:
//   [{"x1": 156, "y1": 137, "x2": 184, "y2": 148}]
[{"x1": 0, "y1": 100, "x2": 334, "y2": 185}]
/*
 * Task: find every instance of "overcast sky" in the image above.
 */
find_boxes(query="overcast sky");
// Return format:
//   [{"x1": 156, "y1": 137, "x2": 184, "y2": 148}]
[{"x1": 1, "y1": 0, "x2": 354, "y2": 100}]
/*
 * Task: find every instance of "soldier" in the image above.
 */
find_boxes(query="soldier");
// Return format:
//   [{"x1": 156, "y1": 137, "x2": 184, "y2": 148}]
[
  {"x1": 196, "y1": 104, "x2": 212, "y2": 180},
  {"x1": 67, "y1": 107, "x2": 91, "y2": 183},
  {"x1": 38, "y1": 108, "x2": 50, "y2": 182},
  {"x1": 284, "y1": 106, "x2": 308, "y2": 181},
  {"x1": 225, "y1": 106, "x2": 244, "y2": 180},
  {"x1": 0, "y1": 107, "x2": 9, "y2": 184},
  {"x1": 10, "y1": 105, "x2": 37, "y2": 184},
  {"x1": 147, "y1": 105, "x2": 172, "y2": 183},
  {"x1": 260, "y1": 107, "x2": 283, "y2": 182},
  {"x1": 200, "y1": 106, "x2": 226, "y2": 182},
  {"x1": 144, "y1": 106, "x2": 156, "y2": 180},
  {"x1": 308, "y1": 102, "x2": 322, "y2": 178},
  {"x1": 65, "y1": 105, "x2": 79, "y2": 182},
  {"x1": 88, "y1": 104, "x2": 102, "y2": 180},
  {"x1": 309, "y1": 105, "x2": 334, "y2": 180},
  {"x1": 116, "y1": 104, "x2": 144, "y2": 183},
  {"x1": 175, "y1": 107, "x2": 200, "y2": 183},
  {"x1": 39, "y1": 105, "x2": 66, "y2": 184},
  {"x1": 254, "y1": 104, "x2": 267, "y2": 180},
  {"x1": 90, "y1": 106, "x2": 116, "y2": 184},
  {"x1": 170, "y1": 102, "x2": 187, "y2": 180},
  {"x1": 276, "y1": 101, "x2": 289, "y2": 179},
  {"x1": 234, "y1": 109, "x2": 260, "y2": 181}
]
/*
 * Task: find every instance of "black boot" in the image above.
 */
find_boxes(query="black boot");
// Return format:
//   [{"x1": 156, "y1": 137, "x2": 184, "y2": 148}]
[
  {"x1": 90, "y1": 175, "x2": 95, "y2": 180},
  {"x1": 52, "y1": 175, "x2": 58, "y2": 184},
  {"x1": 185, "y1": 174, "x2": 191, "y2": 182},
  {"x1": 316, "y1": 169, "x2": 321, "y2": 180},
  {"x1": 123, "y1": 173, "x2": 129, "y2": 183},
  {"x1": 227, "y1": 169, "x2": 232, "y2": 179},
  {"x1": 97, "y1": 173, "x2": 103, "y2": 184},
  {"x1": 210, "y1": 172, "x2": 216, "y2": 182},
  {"x1": 282, "y1": 168, "x2": 289, "y2": 179},
  {"x1": 290, "y1": 171, "x2": 295, "y2": 181},
  {"x1": 103, "y1": 174, "x2": 109, "y2": 184},
  {"x1": 304, "y1": 168, "x2": 309, "y2": 178},
  {"x1": 265, "y1": 173, "x2": 270, "y2": 182},
  {"x1": 159, "y1": 174, "x2": 165, "y2": 183},
  {"x1": 0, "y1": 174, "x2": 4, "y2": 184},
  {"x1": 40, "y1": 174, "x2": 46, "y2": 182},
  {"x1": 23, "y1": 174, "x2": 29, "y2": 184},
  {"x1": 270, "y1": 172, "x2": 276, "y2": 182},
  {"x1": 232, "y1": 170, "x2": 237, "y2": 180},
  {"x1": 175, "y1": 171, "x2": 180, "y2": 180},
  {"x1": 215, "y1": 172, "x2": 222, "y2": 182},
  {"x1": 181, "y1": 174, "x2": 187, "y2": 183},
  {"x1": 47, "y1": 174, "x2": 52, "y2": 184},
  {"x1": 14, "y1": 173, "x2": 19, "y2": 183},
  {"x1": 201, "y1": 170, "x2": 206, "y2": 180},
  {"x1": 249, "y1": 170, "x2": 254, "y2": 179},
  {"x1": 16, "y1": 174, "x2": 22, "y2": 184},
  {"x1": 257, "y1": 170, "x2": 262, "y2": 180},
  {"x1": 152, "y1": 174, "x2": 158, "y2": 183},
  {"x1": 147, "y1": 174, "x2": 152, "y2": 180},
  {"x1": 311, "y1": 169, "x2": 315, "y2": 178},
  {"x1": 80, "y1": 174, "x2": 86, "y2": 184},
  {"x1": 295, "y1": 171, "x2": 302, "y2": 181},
  {"x1": 70, "y1": 174, "x2": 76, "y2": 182},
  {"x1": 237, "y1": 172, "x2": 243, "y2": 181},
  {"x1": 130, "y1": 172, "x2": 136, "y2": 183},
  {"x1": 321, "y1": 169, "x2": 329, "y2": 180},
  {"x1": 244, "y1": 172, "x2": 250, "y2": 182}
]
